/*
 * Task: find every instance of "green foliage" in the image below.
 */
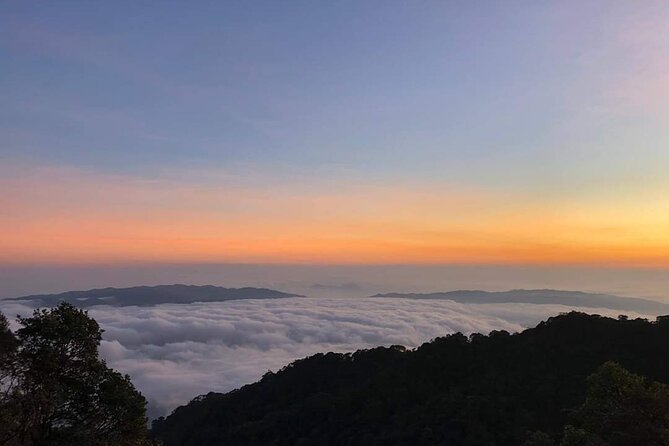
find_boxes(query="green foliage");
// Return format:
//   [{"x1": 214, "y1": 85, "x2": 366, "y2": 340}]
[
  {"x1": 0, "y1": 312, "x2": 16, "y2": 361},
  {"x1": 560, "y1": 425, "x2": 605, "y2": 446},
  {"x1": 152, "y1": 312, "x2": 669, "y2": 446},
  {"x1": 0, "y1": 303, "x2": 149, "y2": 445},
  {"x1": 523, "y1": 431, "x2": 555, "y2": 446},
  {"x1": 0, "y1": 312, "x2": 19, "y2": 444},
  {"x1": 564, "y1": 362, "x2": 669, "y2": 446}
]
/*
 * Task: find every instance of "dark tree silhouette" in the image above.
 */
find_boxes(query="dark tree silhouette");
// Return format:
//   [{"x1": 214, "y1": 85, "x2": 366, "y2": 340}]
[
  {"x1": 152, "y1": 312, "x2": 669, "y2": 446},
  {"x1": 0, "y1": 303, "x2": 149, "y2": 445},
  {"x1": 0, "y1": 312, "x2": 19, "y2": 444},
  {"x1": 563, "y1": 362, "x2": 669, "y2": 445}
]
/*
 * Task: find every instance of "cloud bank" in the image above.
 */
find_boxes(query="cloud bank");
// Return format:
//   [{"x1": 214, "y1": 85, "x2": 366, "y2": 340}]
[{"x1": 0, "y1": 297, "x2": 653, "y2": 418}]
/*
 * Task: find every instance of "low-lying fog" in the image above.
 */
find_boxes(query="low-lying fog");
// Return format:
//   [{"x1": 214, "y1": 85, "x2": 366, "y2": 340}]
[
  {"x1": 2, "y1": 264, "x2": 668, "y2": 418},
  {"x1": 0, "y1": 296, "x2": 656, "y2": 419}
]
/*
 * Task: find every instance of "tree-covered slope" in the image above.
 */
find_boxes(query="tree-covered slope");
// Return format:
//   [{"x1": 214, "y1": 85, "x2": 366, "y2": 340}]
[{"x1": 152, "y1": 312, "x2": 669, "y2": 446}]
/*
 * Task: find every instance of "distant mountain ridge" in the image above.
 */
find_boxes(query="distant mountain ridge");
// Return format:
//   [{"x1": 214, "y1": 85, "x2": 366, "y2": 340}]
[
  {"x1": 373, "y1": 288, "x2": 669, "y2": 313},
  {"x1": 6, "y1": 284, "x2": 303, "y2": 308}
]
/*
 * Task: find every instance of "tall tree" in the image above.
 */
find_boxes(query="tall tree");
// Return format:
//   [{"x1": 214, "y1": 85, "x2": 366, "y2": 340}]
[
  {"x1": 0, "y1": 312, "x2": 19, "y2": 444},
  {"x1": 0, "y1": 303, "x2": 149, "y2": 445}
]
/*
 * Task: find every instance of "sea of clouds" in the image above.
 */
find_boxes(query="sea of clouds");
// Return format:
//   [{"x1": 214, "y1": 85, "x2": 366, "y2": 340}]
[{"x1": 0, "y1": 297, "x2": 652, "y2": 419}]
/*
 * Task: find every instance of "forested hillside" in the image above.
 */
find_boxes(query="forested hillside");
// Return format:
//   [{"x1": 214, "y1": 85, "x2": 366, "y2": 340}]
[{"x1": 152, "y1": 312, "x2": 669, "y2": 446}]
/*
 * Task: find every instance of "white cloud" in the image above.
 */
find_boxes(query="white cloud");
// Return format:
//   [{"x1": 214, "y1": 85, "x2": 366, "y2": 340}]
[{"x1": 0, "y1": 297, "x2": 652, "y2": 418}]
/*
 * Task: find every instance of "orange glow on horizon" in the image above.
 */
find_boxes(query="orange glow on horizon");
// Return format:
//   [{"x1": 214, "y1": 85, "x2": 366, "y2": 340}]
[{"x1": 2, "y1": 164, "x2": 669, "y2": 267}]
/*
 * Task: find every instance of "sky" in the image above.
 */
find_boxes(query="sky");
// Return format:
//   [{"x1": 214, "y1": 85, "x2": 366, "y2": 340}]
[{"x1": 2, "y1": 1, "x2": 669, "y2": 274}]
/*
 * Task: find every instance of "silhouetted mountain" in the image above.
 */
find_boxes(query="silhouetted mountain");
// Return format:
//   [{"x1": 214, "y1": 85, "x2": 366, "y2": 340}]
[
  {"x1": 7, "y1": 284, "x2": 303, "y2": 308},
  {"x1": 373, "y1": 288, "x2": 669, "y2": 313},
  {"x1": 151, "y1": 312, "x2": 669, "y2": 445}
]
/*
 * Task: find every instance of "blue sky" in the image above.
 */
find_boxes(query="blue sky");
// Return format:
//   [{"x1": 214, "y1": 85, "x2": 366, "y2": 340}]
[
  {"x1": 2, "y1": 1, "x2": 669, "y2": 266},
  {"x1": 2, "y1": 1, "x2": 656, "y2": 176}
]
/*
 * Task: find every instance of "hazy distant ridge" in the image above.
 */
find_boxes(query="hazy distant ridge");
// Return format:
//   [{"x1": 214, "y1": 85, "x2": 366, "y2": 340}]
[
  {"x1": 373, "y1": 289, "x2": 669, "y2": 314},
  {"x1": 7, "y1": 284, "x2": 303, "y2": 308}
]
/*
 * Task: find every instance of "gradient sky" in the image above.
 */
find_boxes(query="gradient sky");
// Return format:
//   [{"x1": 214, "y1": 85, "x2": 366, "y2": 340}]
[{"x1": 2, "y1": 1, "x2": 669, "y2": 266}]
